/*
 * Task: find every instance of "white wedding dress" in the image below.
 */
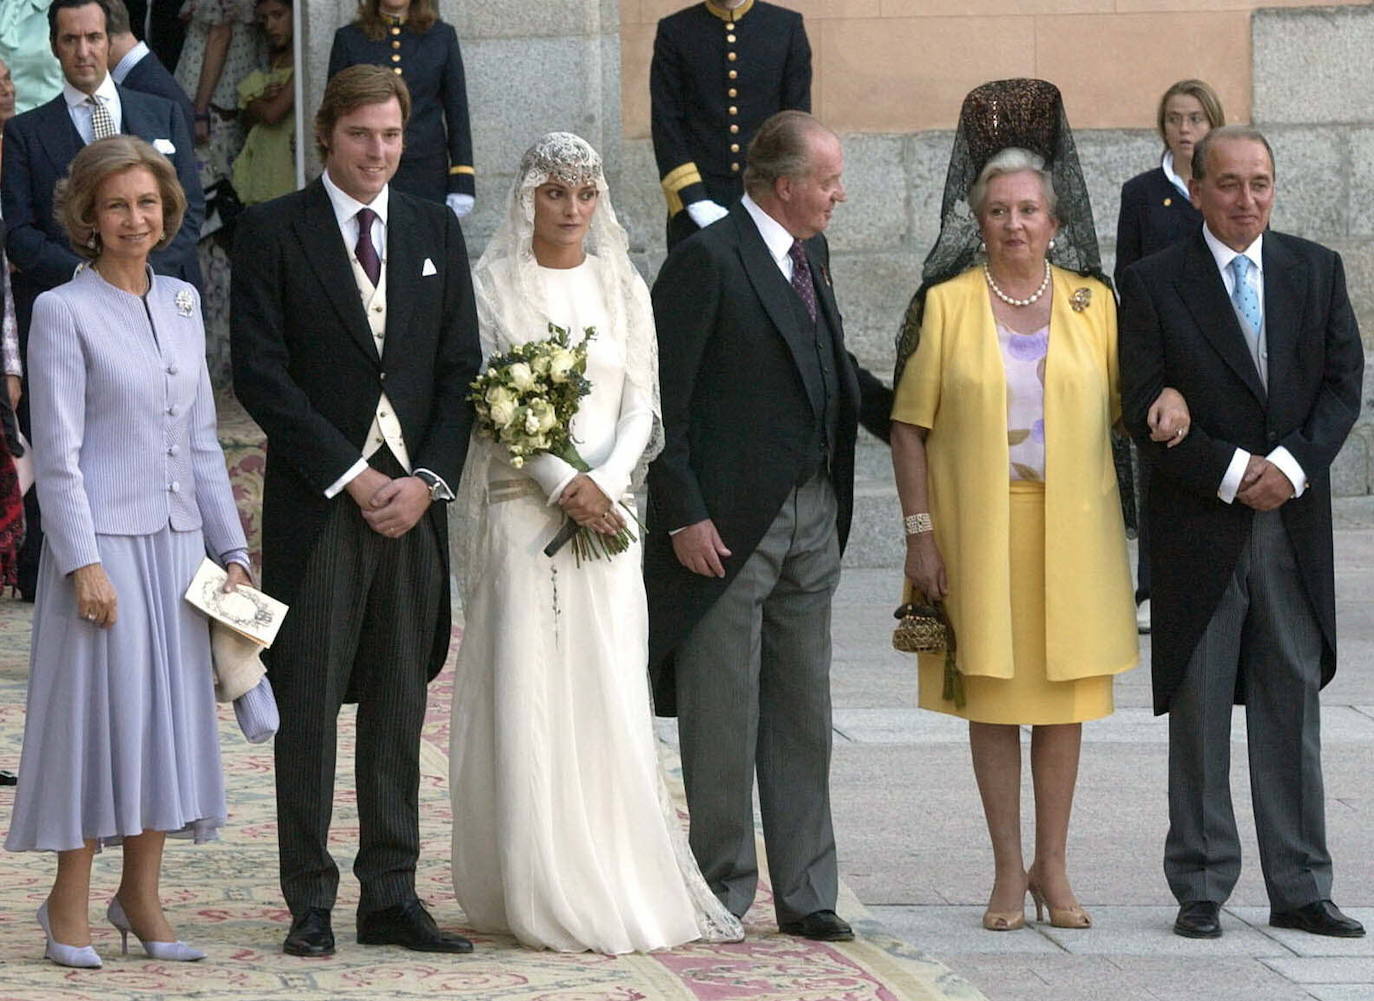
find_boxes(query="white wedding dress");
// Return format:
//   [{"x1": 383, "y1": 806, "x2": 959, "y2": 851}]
[{"x1": 449, "y1": 257, "x2": 741, "y2": 953}]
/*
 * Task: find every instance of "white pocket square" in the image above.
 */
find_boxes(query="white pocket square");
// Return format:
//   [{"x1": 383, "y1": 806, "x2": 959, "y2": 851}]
[
  {"x1": 152, "y1": 138, "x2": 176, "y2": 155},
  {"x1": 421, "y1": 258, "x2": 437, "y2": 277}
]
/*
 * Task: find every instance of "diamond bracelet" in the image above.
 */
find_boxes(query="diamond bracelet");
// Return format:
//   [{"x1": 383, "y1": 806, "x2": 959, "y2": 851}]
[{"x1": 903, "y1": 513, "x2": 933, "y2": 536}]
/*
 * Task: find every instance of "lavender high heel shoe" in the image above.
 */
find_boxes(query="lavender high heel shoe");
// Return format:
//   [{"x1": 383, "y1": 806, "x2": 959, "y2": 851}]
[
  {"x1": 106, "y1": 898, "x2": 206, "y2": 961},
  {"x1": 37, "y1": 901, "x2": 102, "y2": 968}
]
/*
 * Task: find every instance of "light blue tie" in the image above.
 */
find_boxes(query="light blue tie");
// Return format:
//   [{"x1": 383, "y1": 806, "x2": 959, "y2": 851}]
[{"x1": 1229, "y1": 254, "x2": 1262, "y2": 336}]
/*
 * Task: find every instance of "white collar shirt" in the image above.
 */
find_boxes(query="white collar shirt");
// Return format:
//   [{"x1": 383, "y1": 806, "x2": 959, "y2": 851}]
[
  {"x1": 111, "y1": 41, "x2": 150, "y2": 84},
  {"x1": 1202, "y1": 224, "x2": 1263, "y2": 307},
  {"x1": 1161, "y1": 150, "x2": 1191, "y2": 200},
  {"x1": 742, "y1": 193, "x2": 797, "y2": 282},
  {"x1": 63, "y1": 72, "x2": 121, "y2": 145}
]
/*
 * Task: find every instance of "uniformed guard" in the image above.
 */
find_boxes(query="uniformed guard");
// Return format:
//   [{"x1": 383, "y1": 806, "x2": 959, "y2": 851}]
[
  {"x1": 328, "y1": 0, "x2": 476, "y2": 217},
  {"x1": 650, "y1": 0, "x2": 811, "y2": 250}
]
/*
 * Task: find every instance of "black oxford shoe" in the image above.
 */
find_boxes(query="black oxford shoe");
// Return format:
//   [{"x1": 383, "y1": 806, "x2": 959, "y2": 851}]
[
  {"x1": 1270, "y1": 900, "x2": 1365, "y2": 938},
  {"x1": 1173, "y1": 900, "x2": 1222, "y2": 939},
  {"x1": 779, "y1": 909, "x2": 854, "y2": 942},
  {"x1": 283, "y1": 907, "x2": 335, "y2": 957},
  {"x1": 357, "y1": 898, "x2": 474, "y2": 953}
]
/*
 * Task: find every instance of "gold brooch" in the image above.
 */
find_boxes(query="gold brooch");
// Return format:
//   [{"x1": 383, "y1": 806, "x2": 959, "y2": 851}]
[
  {"x1": 1070, "y1": 287, "x2": 1092, "y2": 313},
  {"x1": 175, "y1": 289, "x2": 195, "y2": 317}
]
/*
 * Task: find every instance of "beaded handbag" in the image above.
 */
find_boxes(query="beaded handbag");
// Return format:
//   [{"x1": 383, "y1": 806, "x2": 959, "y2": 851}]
[{"x1": 892, "y1": 585, "x2": 964, "y2": 708}]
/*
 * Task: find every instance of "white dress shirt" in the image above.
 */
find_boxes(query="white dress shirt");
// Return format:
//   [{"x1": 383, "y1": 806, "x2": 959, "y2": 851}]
[
  {"x1": 111, "y1": 40, "x2": 151, "y2": 85},
  {"x1": 1201, "y1": 224, "x2": 1306, "y2": 503},
  {"x1": 742, "y1": 193, "x2": 797, "y2": 281},
  {"x1": 319, "y1": 171, "x2": 451, "y2": 501},
  {"x1": 1161, "y1": 151, "x2": 1191, "y2": 200},
  {"x1": 63, "y1": 72, "x2": 122, "y2": 145}
]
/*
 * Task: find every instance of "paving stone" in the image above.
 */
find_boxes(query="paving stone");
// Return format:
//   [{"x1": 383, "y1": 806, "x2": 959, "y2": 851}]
[
  {"x1": 868, "y1": 905, "x2": 1066, "y2": 956},
  {"x1": 1261, "y1": 957, "x2": 1374, "y2": 984},
  {"x1": 1035, "y1": 907, "x2": 1291, "y2": 957}
]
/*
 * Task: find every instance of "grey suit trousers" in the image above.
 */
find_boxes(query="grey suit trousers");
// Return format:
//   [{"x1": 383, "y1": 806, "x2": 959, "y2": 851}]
[
  {"x1": 271, "y1": 449, "x2": 444, "y2": 917},
  {"x1": 1165, "y1": 509, "x2": 1332, "y2": 910},
  {"x1": 674, "y1": 472, "x2": 842, "y2": 923}
]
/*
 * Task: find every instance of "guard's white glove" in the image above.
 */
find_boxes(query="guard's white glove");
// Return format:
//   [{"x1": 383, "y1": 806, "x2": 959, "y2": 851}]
[
  {"x1": 686, "y1": 199, "x2": 730, "y2": 229},
  {"x1": 446, "y1": 193, "x2": 475, "y2": 218}
]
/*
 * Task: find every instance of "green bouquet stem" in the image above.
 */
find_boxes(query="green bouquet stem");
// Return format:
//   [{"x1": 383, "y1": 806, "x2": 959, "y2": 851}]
[{"x1": 541, "y1": 445, "x2": 643, "y2": 565}]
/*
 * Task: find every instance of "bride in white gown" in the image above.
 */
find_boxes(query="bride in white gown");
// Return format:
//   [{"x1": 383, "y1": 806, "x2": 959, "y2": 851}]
[{"x1": 448, "y1": 133, "x2": 743, "y2": 953}]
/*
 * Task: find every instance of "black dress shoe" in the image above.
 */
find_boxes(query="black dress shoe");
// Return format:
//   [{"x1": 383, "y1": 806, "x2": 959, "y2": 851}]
[
  {"x1": 0, "y1": 769, "x2": 16, "y2": 786},
  {"x1": 357, "y1": 899, "x2": 474, "y2": 953},
  {"x1": 283, "y1": 907, "x2": 335, "y2": 957},
  {"x1": 779, "y1": 909, "x2": 854, "y2": 942},
  {"x1": 1270, "y1": 900, "x2": 1366, "y2": 938},
  {"x1": 1174, "y1": 900, "x2": 1222, "y2": 939}
]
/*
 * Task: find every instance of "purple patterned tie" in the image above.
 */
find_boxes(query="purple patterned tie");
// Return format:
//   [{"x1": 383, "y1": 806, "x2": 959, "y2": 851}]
[
  {"x1": 788, "y1": 239, "x2": 817, "y2": 323},
  {"x1": 355, "y1": 207, "x2": 381, "y2": 287}
]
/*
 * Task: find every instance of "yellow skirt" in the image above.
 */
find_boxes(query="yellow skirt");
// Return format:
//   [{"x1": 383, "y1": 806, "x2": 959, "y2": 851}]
[{"x1": 917, "y1": 482, "x2": 1114, "y2": 725}]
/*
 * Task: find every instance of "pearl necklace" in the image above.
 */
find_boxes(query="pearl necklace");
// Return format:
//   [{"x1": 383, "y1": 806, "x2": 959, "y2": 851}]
[{"x1": 983, "y1": 259, "x2": 1051, "y2": 307}]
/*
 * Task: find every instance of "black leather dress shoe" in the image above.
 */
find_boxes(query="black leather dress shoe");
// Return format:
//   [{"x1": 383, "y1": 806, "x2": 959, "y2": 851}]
[
  {"x1": 1173, "y1": 900, "x2": 1222, "y2": 939},
  {"x1": 283, "y1": 907, "x2": 335, "y2": 957},
  {"x1": 0, "y1": 769, "x2": 16, "y2": 786},
  {"x1": 779, "y1": 909, "x2": 854, "y2": 942},
  {"x1": 1270, "y1": 900, "x2": 1365, "y2": 938},
  {"x1": 357, "y1": 899, "x2": 474, "y2": 953}
]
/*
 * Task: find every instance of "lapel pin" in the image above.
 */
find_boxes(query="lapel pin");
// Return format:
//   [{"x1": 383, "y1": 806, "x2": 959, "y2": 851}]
[
  {"x1": 1163, "y1": 197, "x2": 1172, "y2": 207},
  {"x1": 175, "y1": 289, "x2": 195, "y2": 316},
  {"x1": 1070, "y1": 287, "x2": 1092, "y2": 313}
]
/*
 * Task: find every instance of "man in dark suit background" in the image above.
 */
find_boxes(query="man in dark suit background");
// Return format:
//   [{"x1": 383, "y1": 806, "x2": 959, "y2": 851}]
[
  {"x1": 1119, "y1": 125, "x2": 1364, "y2": 942},
  {"x1": 650, "y1": 0, "x2": 810, "y2": 251},
  {"x1": 106, "y1": 0, "x2": 194, "y2": 136},
  {"x1": 2, "y1": 0, "x2": 202, "y2": 600},
  {"x1": 232, "y1": 65, "x2": 480, "y2": 959},
  {"x1": 647, "y1": 110, "x2": 867, "y2": 943}
]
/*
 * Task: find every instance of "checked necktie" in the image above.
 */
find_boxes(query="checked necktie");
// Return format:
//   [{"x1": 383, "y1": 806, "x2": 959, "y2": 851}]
[
  {"x1": 88, "y1": 96, "x2": 116, "y2": 141},
  {"x1": 355, "y1": 207, "x2": 381, "y2": 288},
  {"x1": 788, "y1": 239, "x2": 817, "y2": 324}
]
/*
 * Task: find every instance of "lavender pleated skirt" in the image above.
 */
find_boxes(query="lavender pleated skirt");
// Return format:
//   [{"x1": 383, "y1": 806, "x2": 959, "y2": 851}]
[{"x1": 4, "y1": 528, "x2": 226, "y2": 852}]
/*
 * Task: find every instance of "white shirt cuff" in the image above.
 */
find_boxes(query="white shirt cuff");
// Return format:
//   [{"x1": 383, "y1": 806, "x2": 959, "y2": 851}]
[
  {"x1": 1266, "y1": 446, "x2": 1307, "y2": 499},
  {"x1": 325, "y1": 457, "x2": 369, "y2": 499},
  {"x1": 1217, "y1": 448, "x2": 1251, "y2": 504}
]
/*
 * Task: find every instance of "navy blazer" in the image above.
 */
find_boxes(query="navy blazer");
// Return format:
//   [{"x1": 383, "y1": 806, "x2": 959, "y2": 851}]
[
  {"x1": 121, "y1": 50, "x2": 196, "y2": 137},
  {"x1": 1114, "y1": 165, "x2": 1202, "y2": 289},
  {"x1": 1, "y1": 86, "x2": 204, "y2": 345},
  {"x1": 328, "y1": 21, "x2": 474, "y2": 202}
]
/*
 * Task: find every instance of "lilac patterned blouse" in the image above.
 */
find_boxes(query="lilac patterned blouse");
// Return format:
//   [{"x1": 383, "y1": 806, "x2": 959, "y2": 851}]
[{"x1": 997, "y1": 321, "x2": 1049, "y2": 481}]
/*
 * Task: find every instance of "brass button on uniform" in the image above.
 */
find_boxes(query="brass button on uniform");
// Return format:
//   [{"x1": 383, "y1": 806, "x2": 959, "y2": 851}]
[
  {"x1": 393, "y1": 67, "x2": 402, "y2": 75},
  {"x1": 727, "y1": 33, "x2": 736, "y2": 43},
  {"x1": 392, "y1": 40, "x2": 400, "y2": 49},
  {"x1": 727, "y1": 51, "x2": 737, "y2": 62},
  {"x1": 731, "y1": 162, "x2": 740, "y2": 172},
  {"x1": 729, "y1": 124, "x2": 739, "y2": 134},
  {"x1": 730, "y1": 143, "x2": 740, "y2": 153},
  {"x1": 729, "y1": 106, "x2": 738, "y2": 115},
  {"x1": 391, "y1": 53, "x2": 401, "y2": 62},
  {"x1": 390, "y1": 25, "x2": 400, "y2": 35},
  {"x1": 728, "y1": 87, "x2": 737, "y2": 98},
  {"x1": 728, "y1": 69, "x2": 737, "y2": 79}
]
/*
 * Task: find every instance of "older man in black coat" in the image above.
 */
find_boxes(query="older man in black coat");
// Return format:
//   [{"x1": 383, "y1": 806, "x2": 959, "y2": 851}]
[
  {"x1": 647, "y1": 111, "x2": 878, "y2": 943},
  {"x1": 1119, "y1": 126, "x2": 1364, "y2": 942}
]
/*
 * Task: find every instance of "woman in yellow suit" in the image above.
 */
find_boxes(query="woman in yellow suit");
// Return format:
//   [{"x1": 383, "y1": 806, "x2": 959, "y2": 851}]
[{"x1": 891, "y1": 80, "x2": 1187, "y2": 934}]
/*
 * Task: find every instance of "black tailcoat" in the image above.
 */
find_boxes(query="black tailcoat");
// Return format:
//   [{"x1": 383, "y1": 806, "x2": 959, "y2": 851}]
[
  {"x1": 645, "y1": 202, "x2": 860, "y2": 715},
  {"x1": 1118, "y1": 229, "x2": 1363, "y2": 714},
  {"x1": 230, "y1": 179, "x2": 480, "y2": 680}
]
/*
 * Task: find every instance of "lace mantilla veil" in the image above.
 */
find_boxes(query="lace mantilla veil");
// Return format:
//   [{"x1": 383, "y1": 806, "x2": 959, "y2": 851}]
[
  {"x1": 894, "y1": 78, "x2": 1108, "y2": 386},
  {"x1": 452, "y1": 133, "x2": 665, "y2": 592}
]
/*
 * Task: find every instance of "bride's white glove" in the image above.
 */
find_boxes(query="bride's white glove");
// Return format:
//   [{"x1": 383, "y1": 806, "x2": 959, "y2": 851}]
[{"x1": 686, "y1": 199, "x2": 729, "y2": 230}]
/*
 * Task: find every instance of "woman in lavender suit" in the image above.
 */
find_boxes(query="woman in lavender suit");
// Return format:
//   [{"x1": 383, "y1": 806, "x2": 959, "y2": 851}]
[{"x1": 4, "y1": 136, "x2": 249, "y2": 968}]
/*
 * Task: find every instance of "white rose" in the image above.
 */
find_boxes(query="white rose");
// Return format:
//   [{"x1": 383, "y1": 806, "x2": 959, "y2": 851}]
[
  {"x1": 529, "y1": 400, "x2": 558, "y2": 433},
  {"x1": 510, "y1": 454, "x2": 525, "y2": 469},
  {"x1": 524, "y1": 410, "x2": 542, "y2": 436},
  {"x1": 531, "y1": 354, "x2": 552, "y2": 376},
  {"x1": 486, "y1": 385, "x2": 516, "y2": 407},
  {"x1": 508, "y1": 362, "x2": 535, "y2": 391},
  {"x1": 489, "y1": 398, "x2": 516, "y2": 428},
  {"x1": 548, "y1": 349, "x2": 576, "y2": 383}
]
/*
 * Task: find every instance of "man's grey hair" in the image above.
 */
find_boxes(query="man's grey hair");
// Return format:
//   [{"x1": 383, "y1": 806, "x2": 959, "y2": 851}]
[
  {"x1": 968, "y1": 147, "x2": 1057, "y2": 219},
  {"x1": 1192, "y1": 125, "x2": 1276, "y2": 181},
  {"x1": 743, "y1": 110, "x2": 835, "y2": 200}
]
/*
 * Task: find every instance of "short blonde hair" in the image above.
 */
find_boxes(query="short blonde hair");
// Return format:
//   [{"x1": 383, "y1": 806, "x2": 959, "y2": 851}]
[{"x1": 56, "y1": 135, "x2": 186, "y2": 260}]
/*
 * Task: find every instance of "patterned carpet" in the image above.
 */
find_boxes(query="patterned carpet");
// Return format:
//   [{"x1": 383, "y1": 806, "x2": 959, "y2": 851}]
[{"x1": 0, "y1": 403, "x2": 984, "y2": 1001}]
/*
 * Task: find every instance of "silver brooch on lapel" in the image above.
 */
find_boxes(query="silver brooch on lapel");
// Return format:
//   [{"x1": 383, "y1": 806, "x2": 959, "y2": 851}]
[
  {"x1": 175, "y1": 289, "x2": 195, "y2": 317},
  {"x1": 1070, "y1": 287, "x2": 1092, "y2": 313}
]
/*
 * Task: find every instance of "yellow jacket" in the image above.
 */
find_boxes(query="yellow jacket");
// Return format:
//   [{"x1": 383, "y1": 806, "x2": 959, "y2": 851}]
[{"x1": 893, "y1": 265, "x2": 1137, "y2": 681}]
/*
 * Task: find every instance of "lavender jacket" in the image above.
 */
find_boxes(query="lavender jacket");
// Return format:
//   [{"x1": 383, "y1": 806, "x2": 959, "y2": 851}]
[{"x1": 29, "y1": 265, "x2": 247, "y2": 575}]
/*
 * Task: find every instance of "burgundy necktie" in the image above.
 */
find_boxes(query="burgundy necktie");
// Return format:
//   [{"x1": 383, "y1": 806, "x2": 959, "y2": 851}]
[
  {"x1": 788, "y1": 239, "x2": 817, "y2": 323},
  {"x1": 355, "y1": 207, "x2": 381, "y2": 287}
]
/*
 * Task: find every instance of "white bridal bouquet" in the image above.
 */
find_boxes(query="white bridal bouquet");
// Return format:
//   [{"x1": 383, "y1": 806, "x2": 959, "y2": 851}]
[{"x1": 470, "y1": 323, "x2": 640, "y2": 563}]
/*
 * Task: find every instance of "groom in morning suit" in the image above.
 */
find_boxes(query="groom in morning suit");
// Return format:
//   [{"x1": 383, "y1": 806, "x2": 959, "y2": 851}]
[
  {"x1": 1118, "y1": 126, "x2": 1364, "y2": 941},
  {"x1": 231, "y1": 65, "x2": 481, "y2": 957},
  {"x1": 647, "y1": 111, "x2": 865, "y2": 942}
]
